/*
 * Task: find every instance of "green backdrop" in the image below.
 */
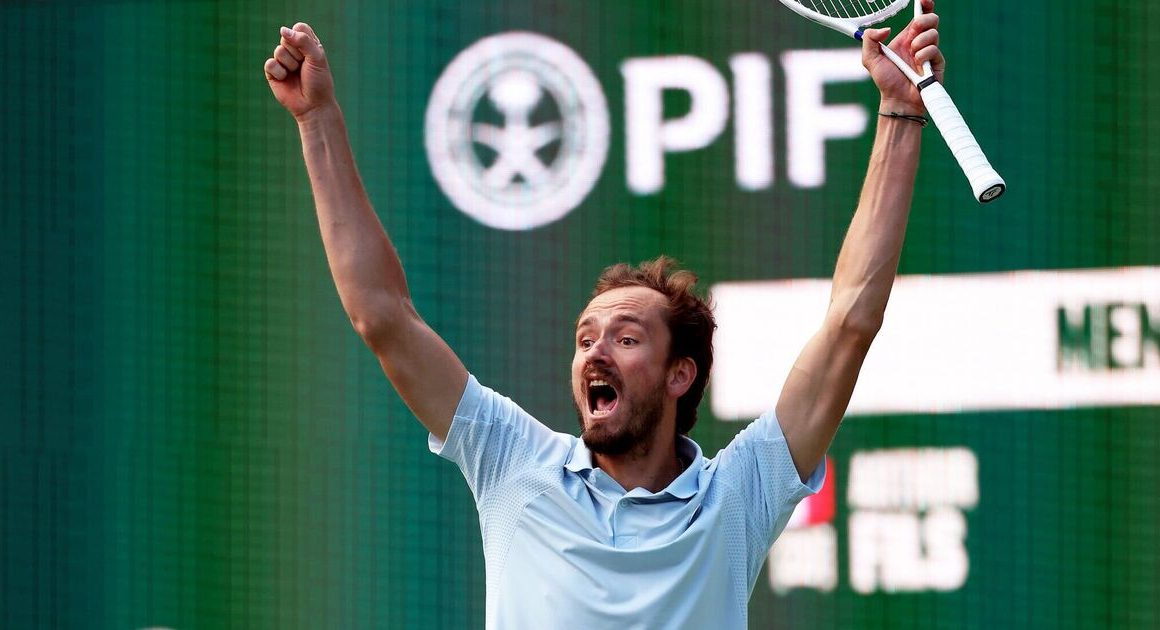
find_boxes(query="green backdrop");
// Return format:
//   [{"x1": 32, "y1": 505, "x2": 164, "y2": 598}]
[{"x1": 2, "y1": 0, "x2": 1156, "y2": 628}]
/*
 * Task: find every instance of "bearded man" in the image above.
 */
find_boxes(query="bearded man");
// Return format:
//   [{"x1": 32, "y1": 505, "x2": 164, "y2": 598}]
[{"x1": 265, "y1": 3, "x2": 943, "y2": 626}]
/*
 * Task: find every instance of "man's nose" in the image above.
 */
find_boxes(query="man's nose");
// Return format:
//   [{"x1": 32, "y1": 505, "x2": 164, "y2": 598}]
[{"x1": 587, "y1": 336, "x2": 612, "y2": 363}]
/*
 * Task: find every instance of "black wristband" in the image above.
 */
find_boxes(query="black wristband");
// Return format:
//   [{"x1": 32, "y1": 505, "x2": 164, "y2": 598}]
[{"x1": 879, "y1": 111, "x2": 928, "y2": 128}]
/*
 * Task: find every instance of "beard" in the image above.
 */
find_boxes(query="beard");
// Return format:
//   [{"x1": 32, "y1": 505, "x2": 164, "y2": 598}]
[{"x1": 574, "y1": 377, "x2": 667, "y2": 457}]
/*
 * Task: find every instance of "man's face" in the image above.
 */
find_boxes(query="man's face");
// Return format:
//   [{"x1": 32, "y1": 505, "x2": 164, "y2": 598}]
[{"x1": 572, "y1": 286, "x2": 674, "y2": 456}]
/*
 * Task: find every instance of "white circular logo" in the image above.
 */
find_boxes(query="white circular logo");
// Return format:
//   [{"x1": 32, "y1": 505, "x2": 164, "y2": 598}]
[{"x1": 425, "y1": 32, "x2": 610, "y2": 231}]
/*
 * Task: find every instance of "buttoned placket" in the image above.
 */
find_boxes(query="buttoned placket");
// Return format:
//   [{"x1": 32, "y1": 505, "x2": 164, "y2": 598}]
[
  {"x1": 565, "y1": 435, "x2": 703, "y2": 548},
  {"x1": 582, "y1": 470, "x2": 676, "y2": 548}
]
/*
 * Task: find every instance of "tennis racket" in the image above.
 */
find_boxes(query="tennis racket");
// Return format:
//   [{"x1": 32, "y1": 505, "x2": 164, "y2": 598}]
[{"x1": 777, "y1": 0, "x2": 1005, "y2": 203}]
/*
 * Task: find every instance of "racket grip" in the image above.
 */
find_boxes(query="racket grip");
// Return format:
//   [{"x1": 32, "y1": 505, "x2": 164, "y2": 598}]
[{"x1": 920, "y1": 81, "x2": 1006, "y2": 203}]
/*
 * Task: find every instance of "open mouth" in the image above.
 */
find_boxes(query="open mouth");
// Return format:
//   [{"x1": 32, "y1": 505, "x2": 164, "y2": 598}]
[{"x1": 587, "y1": 379, "x2": 619, "y2": 417}]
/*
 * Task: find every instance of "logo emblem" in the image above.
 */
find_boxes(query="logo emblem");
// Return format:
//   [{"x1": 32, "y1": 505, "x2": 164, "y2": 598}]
[{"x1": 425, "y1": 32, "x2": 610, "y2": 231}]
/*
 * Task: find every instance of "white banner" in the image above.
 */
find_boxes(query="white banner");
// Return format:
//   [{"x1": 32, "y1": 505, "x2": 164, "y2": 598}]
[{"x1": 710, "y1": 266, "x2": 1160, "y2": 419}]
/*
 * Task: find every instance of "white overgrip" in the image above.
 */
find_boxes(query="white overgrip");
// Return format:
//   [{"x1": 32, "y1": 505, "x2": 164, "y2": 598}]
[{"x1": 920, "y1": 81, "x2": 1006, "y2": 203}]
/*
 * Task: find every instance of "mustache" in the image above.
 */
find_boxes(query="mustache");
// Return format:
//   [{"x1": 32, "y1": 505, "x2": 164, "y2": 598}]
[{"x1": 582, "y1": 365, "x2": 621, "y2": 389}]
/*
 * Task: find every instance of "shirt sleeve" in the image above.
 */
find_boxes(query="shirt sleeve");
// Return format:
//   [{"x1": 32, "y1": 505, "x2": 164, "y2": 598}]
[
  {"x1": 428, "y1": 374, "x2": 568, "y2": 503},
  {"x1": 715, "y1": 409, "x2": 825, "y2": 578}
]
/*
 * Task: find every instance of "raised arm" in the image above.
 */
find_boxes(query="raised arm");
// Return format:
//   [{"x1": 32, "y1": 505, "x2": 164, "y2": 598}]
[
  {"x1": 775, "y1": 0, "x2": 942, "y2": 480},
  {"x1": 265, "y1": 23, "x2": 467, "y2": 440}
]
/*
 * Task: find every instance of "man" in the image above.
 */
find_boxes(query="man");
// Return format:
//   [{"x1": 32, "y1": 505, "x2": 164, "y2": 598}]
[{"x1": 265, "y1": 3, "x2": 942, "y2": 626}]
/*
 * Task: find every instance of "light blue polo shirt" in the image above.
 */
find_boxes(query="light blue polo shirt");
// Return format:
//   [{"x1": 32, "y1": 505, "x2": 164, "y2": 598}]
[{"x1": 429, "y1": 375, "x2": 824, "y2": 629}]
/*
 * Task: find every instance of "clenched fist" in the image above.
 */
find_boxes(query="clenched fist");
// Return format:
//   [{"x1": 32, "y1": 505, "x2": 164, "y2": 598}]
[{"x1": 264, "y1": 22, "x2": 336, "y2": 121}]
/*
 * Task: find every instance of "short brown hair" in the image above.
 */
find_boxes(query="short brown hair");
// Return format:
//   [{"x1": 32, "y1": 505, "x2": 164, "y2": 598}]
[{"x1": 592, "y1": 256, "x2": 716, "y2": 435}]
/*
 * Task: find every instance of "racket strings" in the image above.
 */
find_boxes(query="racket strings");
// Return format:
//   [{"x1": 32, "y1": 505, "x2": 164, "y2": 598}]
[{"x1": 797, "y1": 0, "x2": 894, "y2": 20}]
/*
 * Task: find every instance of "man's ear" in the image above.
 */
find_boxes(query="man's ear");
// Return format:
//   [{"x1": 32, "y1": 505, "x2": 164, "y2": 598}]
[{"x1": 667, "y1": 357, "x2": 697, "y2": 398}]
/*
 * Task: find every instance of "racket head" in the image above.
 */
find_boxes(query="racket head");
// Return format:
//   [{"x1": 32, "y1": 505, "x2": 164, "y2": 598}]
[{"x1": 777, "y1": 0, "x2": 911, "y2": 36}]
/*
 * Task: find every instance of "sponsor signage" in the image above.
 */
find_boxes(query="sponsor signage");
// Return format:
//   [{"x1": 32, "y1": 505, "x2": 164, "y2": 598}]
[
  {"x1": 425, "y1": 32, "x2": 872, "y2": 230},
  {"x1": 712, "y1": 266, "x2": 1160, "y2": 418},
  {"x1": 769, "y1": 449, "x2": 979, "y2": 595}
]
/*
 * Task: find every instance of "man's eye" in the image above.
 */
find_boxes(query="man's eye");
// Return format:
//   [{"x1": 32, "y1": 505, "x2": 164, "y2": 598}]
[
  {"x1": 579, "y1": 339, "x2": 594, "y2": 349},
  {"x1": 620, "y1": 337, "x2": 638, "y2": 346}
]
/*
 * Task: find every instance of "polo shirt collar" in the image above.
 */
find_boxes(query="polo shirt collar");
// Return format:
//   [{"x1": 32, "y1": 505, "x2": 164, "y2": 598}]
[
  {"x1": 564, "y1": 440, "x2": 596, "y2": 474},
  {"x1": 564, "y1": 435, "x2": 703, "y2": 500},
  {"x1": 667, "y1": 436, "x2": 702, "y2": 499}
]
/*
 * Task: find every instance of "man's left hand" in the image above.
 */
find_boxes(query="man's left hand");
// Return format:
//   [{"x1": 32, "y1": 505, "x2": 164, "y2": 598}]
[{"x1": 861, "y1": 0, "x2": 945, "y2": 115}]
